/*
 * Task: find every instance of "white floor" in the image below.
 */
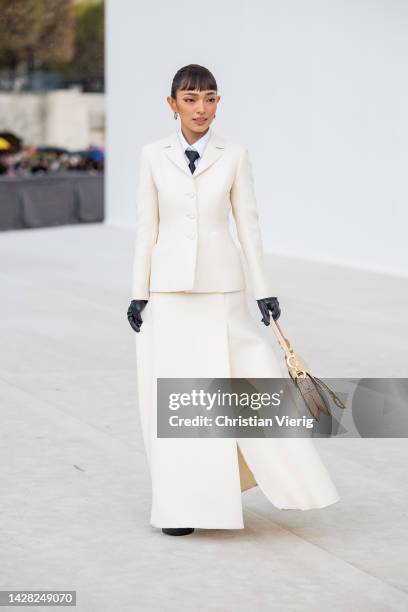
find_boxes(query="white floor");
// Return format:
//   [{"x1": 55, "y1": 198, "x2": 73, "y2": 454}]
[{"x1": 1, "y1": 223, "x2": 407, "y2": 611}]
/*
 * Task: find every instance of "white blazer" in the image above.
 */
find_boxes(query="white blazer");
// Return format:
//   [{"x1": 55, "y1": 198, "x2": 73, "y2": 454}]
[{"x1": 131, "y1": 129, "x2": 272, "y2": 301}]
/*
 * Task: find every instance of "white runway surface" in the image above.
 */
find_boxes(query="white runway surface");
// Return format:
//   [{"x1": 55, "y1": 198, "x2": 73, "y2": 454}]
[{"x1": 1, "y1": 223, "x2": 407, "y2": 611}]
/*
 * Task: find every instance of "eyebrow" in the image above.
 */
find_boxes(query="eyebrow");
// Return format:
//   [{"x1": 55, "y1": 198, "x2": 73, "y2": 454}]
[{"x1": 182, "y1": 91, "x2": 216, "y2": 95}]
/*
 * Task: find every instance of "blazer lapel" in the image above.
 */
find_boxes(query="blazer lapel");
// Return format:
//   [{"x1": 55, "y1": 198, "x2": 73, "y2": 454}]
[{"x1": 162, "y1": 129, "x2": 225, "y2": 178}]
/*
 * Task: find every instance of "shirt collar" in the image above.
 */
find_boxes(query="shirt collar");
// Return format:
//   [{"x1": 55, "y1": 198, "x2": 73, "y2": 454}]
[{"x1": 177, "y1": 126, "x2": 211, "y2": 158}]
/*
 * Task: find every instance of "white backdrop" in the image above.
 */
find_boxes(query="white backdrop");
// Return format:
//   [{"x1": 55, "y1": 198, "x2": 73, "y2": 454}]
[{"x1": 106, "y1": 0, "x2": 408, "y2": 276}]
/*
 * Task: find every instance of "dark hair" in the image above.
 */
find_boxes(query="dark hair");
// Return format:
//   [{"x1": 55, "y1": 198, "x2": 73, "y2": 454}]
[{"x1": 171, "y1": 64, "x2": 217, "y2": 99}]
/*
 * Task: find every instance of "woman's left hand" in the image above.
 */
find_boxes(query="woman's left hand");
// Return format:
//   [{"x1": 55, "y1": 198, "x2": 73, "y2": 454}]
[{"x1": 257, "y1": 297, "x2": 281, "y2": 325}]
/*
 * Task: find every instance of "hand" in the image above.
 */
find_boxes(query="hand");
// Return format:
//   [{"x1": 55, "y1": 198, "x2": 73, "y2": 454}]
[
  {"x1": 127, "y1": 299, "x2": 148, "y2": 333},
  {"x1": 256, "y1": 297, "x2": 281, "y2": 326}
]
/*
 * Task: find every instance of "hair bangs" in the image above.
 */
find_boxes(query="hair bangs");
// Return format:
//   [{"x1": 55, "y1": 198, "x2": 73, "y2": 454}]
[{"x1": 171, "y1": 64, "x2": 217, "y2": 98}]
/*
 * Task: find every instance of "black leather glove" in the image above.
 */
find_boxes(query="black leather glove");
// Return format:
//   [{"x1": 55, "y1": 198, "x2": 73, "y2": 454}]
[
  {"x1": 127, "y1": 299, "x2": 148, "y2": 333},
  {"x1": 256, "y1": 296, "x2": 281, "y2": 326}
]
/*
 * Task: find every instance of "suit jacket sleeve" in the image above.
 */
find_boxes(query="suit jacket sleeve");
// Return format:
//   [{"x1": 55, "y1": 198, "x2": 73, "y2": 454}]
[
  {"x1": 230, "y1": 147, "x2": 272, "y2": 300},
  {"x1": 131, "y1": 146, "x2": 159, "y2": 300}
]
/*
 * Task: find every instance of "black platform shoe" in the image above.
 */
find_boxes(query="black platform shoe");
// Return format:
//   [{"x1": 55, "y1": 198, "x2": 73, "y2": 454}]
[{"x1": 162, "y1": 527, "x2": 194, "y2": 536}]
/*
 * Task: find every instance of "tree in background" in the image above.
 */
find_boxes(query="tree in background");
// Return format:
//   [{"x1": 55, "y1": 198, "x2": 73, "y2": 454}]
[
  {"x1": 0, "y1": 0, "x2": 75, "y2": 85},
  {"x1": 45, "y1": 0, "x2": 104, "y2": 80},
  {"x1": 0, "y1": 0, "x2": 46, "y2": 83},
  {"x1": 0, "y1": 0, "x2": 104, "y2": 89},
  {"x1": 71, "y1": 0, "x2": 104, "y2": 77},
  {"x1": 36, "y1": 0, "x2": 75, "y2": 64}
]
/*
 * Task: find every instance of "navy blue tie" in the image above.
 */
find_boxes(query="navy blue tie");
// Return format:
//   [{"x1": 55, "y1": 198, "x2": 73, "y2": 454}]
[{"x1": 185, "y1": 149, "x2": 200, "y2": 174}]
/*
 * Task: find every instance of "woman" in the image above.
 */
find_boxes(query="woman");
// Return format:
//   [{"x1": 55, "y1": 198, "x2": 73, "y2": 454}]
[{"x1": 127, "y1": 64, "x2": 340, "y2": 536}]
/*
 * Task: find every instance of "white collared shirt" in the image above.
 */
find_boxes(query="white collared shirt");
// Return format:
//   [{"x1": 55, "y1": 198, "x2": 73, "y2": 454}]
[{"x1": 177, "y1": 127, "x2": 211, "y2": 170}]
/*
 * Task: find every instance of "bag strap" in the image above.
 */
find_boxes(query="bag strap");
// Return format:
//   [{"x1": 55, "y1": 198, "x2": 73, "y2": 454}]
[
  {"x1": 268, "y1": 317, "x2": 308, "y2": 378},
  {"x1": 268, "y1": 317, "x2": 292, "y2": 361}
]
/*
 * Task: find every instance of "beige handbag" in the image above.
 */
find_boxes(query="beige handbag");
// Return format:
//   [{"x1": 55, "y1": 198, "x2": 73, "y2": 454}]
[
  {"x1": 238, "y1": 317, "x2": 347, "y2": 492},
  {"x1": 269, "y1": 317, "x2": 347, "y2": 421}
]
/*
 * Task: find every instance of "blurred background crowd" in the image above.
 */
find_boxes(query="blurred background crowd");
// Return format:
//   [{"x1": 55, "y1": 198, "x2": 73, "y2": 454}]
[{"x1": 0, "y1": 133, "x2": 104, "y2": 176}]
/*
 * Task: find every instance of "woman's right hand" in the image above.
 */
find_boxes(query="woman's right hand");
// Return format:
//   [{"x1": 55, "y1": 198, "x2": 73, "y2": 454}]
[{"x1": 127, "y1": 299, "x2": 148, "y2": 333}]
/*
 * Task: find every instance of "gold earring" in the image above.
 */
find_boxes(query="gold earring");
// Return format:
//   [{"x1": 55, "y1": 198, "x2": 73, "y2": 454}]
[{"x1": 174, "y1": 112, "x2": 178, "y2": 120}]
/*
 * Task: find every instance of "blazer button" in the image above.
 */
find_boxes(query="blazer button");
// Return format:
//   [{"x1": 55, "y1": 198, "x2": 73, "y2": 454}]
[
  {"x1": 187, "y1": 233, "x2": 196, "y2": 240},
  {"x1": 187, "y1": 212, "x2": 196, "y2": 219}
]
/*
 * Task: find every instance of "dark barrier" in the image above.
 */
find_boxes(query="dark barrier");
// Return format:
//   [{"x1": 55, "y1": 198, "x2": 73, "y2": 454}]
[{"x1": 0, "y1": 172, "x2": 104, "y2": 231}]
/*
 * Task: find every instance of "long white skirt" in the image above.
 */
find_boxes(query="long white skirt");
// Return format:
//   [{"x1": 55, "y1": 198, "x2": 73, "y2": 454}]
[{"x1": 135, "y1": 290, "x2": 340, "y2": 529}]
